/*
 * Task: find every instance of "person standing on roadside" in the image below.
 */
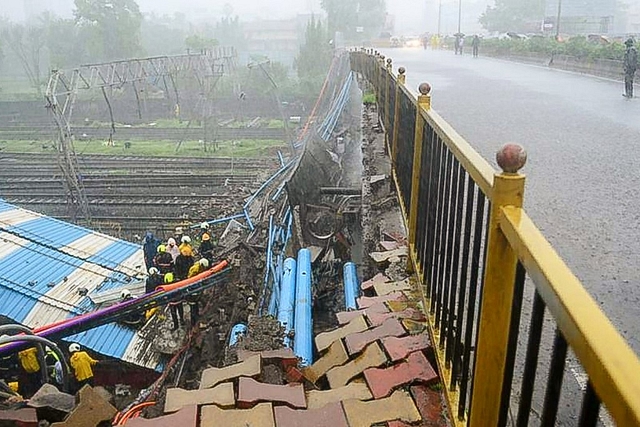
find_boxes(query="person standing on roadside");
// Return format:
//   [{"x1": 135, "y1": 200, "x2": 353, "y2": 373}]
[
  {"x1": 472, "y1": 35, "x2": 480, "y2": 58},
  {"x1": 623, "y1": 38, "x2": 637, "y2": 98}
]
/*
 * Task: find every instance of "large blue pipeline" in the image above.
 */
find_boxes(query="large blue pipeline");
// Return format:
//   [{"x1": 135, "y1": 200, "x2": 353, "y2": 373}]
[
  {"x1": 293, "y1": 248, "x2": 313, "y2": 366},
  {"x1": 343, "y1": 262, "x2": 359, "y2": 310},
  {"x1": 277, "y1": 258, "x2": 297, "y2": 347}
]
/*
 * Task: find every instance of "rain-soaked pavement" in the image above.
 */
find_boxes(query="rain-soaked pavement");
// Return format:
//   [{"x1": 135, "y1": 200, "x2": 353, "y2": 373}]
[{"x1": 380, "y1": 47, "x2": 639, "y2": 425}]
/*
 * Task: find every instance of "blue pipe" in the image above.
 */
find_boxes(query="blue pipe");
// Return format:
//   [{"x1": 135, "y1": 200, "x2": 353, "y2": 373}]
[
  {"x1": 228, "y1": 323, "x2": 247, "y2": 347},
  {"x1": 262, "y1": 215, "x2": 275, "y2": 315},
  {"x1": 277, "y1": 258, "x2": 297, "y2": 347},
  {"x1": 343, "y1": 262, "x2": 359, "y2": 310},
  {"x1": 189, "y1": 213, "x2": 246, "y2": 229},
  {"x1": 293, "y1": 248, "x2": 313, "y2": 366}
]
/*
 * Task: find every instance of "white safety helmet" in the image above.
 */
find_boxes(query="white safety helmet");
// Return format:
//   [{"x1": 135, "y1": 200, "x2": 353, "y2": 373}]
[
  {"x1": 200, "y1": 222, "x2": 210, "y2": 230},
  {"x1": 121, "y1": 289, "x2": 132, "y2": 299},
  {"x1": 199, "y1": 258, "x2": 210, "y2": 268},
  {"x1": 167, "y1": 238, "x2": 176, "y2": 246},
  {"x1": 181, "y1": 236, "x2": 192, "y2": 244},
  {"x1": 148, "y1": 267, "x2": 159, "y2": 275},
  {"x1": 175, "y1": 227, "x2": 184, "y2": 234},
  {"x1": 69, "y1": 343, "x2": 80, "y2": 353}
]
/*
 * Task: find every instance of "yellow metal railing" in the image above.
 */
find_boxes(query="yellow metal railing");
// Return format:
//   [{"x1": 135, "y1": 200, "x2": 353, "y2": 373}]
[{"x1": 350, "y1": 49, "x2": 640, "y2": 427}]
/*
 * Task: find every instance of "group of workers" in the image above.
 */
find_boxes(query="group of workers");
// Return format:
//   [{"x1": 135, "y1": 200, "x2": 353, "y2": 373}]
[
  {"x1": 13, "y1": 342, "x2": 97, "y2": 397},
  {"x1": 142, "y1": 223, "x2": 217, "y2": 330}
]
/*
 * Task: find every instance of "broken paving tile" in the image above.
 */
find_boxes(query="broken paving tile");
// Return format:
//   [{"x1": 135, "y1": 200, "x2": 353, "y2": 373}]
[
  {"x1": 386, "y1": 385, "x2": 449, "y2": 427},
  {"x1": 373, "y1": 279, "x2": 411, "y2": 296},
  {"x1": 201, "y1": 402, "x2": 275, "y2": 427},
  {"x1": 302, "y1": 340, "x2": 349, "y2": 383},
  {"x1": 237, "y1": 377, "x2": 306, "y2": 409},
  {"x1": 369, "y1": 247, "x2": 408, "y2": 263},
  {"x1": 315, "y1": 315, "x2": 368, "y2": 352},
  {"x1": 381, "y1": 334, "x2": 432, "y2": 362},
  {"x1": 50, "y1": 385, "x2": 117, "y2": 427},
  {"x1": 164, "y1": 383, "x2": 235, "y2": 413},
  {"x1": 326, "y1": 342, "x2": 388, "y2": 388},
  {"x1": 402, "y1": 319, "x2": 428, "y2": 334},
  {"x1": 200, "y1": 354, "x2": 261, "y2": 389},
  {"x1": 357, "y1": 292, "x2": 407, "y2": 309},
  {"x1": 0, "y1": 408, "x2": 38, "y2": 427},
  {"x1": 336, "y1": 303, "x2": 389, "y2": 325},
  {"x1": 274, "y1": 401, "x2": 349, "y2": 427},
  {"x1": 379, "y1": 241, "x2": 401, "y2": 251},
  {"x1": 363, "y1": 351, "x2": 438, "y2": 399},
  {"x1": 237, "y1": 348, "x2": 297, "y2": 369},
  {"x1": 367, "y1": 308, "x2": 426, "y2": 327},
  {"x1": 306, "y1": 382, "x2": 373, "y2": 409},
  {"x1": 361, "y1": 273, "x2": 391, "y2": 290},
  {"x1": 28, "y1": 383, "x2": 75, "y2": 413},
  {"x1": 344, "y1": 318, "x2": 407, "y2": 355},
  {"x1": 342, "y1": 390, "x2": 421, "y2": 427}
]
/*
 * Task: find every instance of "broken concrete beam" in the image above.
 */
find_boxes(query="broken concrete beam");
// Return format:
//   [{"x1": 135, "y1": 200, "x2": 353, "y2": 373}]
[
  {"x1": 274, "y1": 401, "x2": 349, "y2": 427},
  {"x1": 363, "y1": 351, "x2": 438, "y2": 399},
  {"x1": 302, "y1": 339, "x2": 349, "y2": 383},
  {"x1": 124, "y1": 405, "x2": 197, "y2": 427},
  {"x1": 199, "y1": 354, "x2": 261, "y2": 389},
  {"x1": 344, "y1": 318, "x2": 407, "y2": 355},
  {"x1": 373, "y1": 279, "x2": 411, "y2": 296},
  {"x1": 357, "y1": 292, "x2": 407, "y2": 309},
  {"x1": 50, "y1": 385, "x2": 117, "y2": 427},
  {"x1": 381, "y1": 334, "x2": 432, "y2": 362},
  {"x1": 306, "y1": 382, "x2": 373, "y2": 409},
  {"x1": 325, "y1": 342, "x2": 388, "y2": 388},
  {"x1": 237, "y1": 377, "x2": 306, "y2": 409},
  {"x1": 341, "y1": 390, "x2": 421, "y2": 427},
  {"x1": 379, "y1": 241, "x2": 401, "y2": 251},
  {"x1": 164, "y1": 383, "x2": 235, "y2": 413},
  {"x1": 336, "y1": 302, "x2": 389, "y2": 325},
  {"x1": 0, "y1": 408, "x2": 38, "y2": 427},
  {"x1": 28, "y1": 383, "x2": 75, "y2": 414},
  {"x1": 369, "y1": 247, "x2": 408, "y2": 263},
  {"x1": 315, "y1": 315, "x2": 368, "y2": 352},
  {"x1": 201, "y1": 402, "x2": 275, "y2": 427},
  {"x1": 367, "y1": 307, "x2": 426, "y2": 327}
]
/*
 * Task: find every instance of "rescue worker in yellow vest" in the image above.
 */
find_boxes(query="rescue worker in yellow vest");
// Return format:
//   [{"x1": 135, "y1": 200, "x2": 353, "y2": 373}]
[
  {"x1": 17, "y1": 347, "x2": 41, "y2": 397},
  {"x1": 68, "y1": 343, "x2": 98, "y2": 389},
  {"x1": 186, "y1": 258, "x2": 210, "y2": 327}
]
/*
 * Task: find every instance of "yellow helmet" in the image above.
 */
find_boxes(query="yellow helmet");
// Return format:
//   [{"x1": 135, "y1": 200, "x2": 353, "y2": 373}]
[
  {"x1": 157, "y1": 244, "x2": 167, "y2": 253},
  {"x1": 164, "y1": 272, "x2": 174, "y2": 283}
]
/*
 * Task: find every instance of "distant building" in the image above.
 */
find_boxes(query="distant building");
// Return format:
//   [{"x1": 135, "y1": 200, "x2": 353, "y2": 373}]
[
  {"x1": 242, "y1": 14, "x2": 320, "y2": 68},
  {"x1": 545, "y1": 0, "x2": 617, "y2": 34}
]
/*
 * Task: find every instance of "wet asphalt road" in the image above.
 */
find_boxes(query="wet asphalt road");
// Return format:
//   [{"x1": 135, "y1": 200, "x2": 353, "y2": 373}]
[
  {"x1": 379, "y1": 47, "x2": 639, "y2": 425},
  {"x1": 382, "y1": 47, "x2": 640, "y2": 352}
]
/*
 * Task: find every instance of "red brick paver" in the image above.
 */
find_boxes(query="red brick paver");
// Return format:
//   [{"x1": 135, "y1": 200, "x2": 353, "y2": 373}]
[
  {"x1": 361, "y1": 273, "x2": 391, "y2": 290},
  {"x1": 381, "y1": 334, "x2": 432, "y2": 362},
  {"x1": 200, "y1": 354, "x2": 261, "y2": 389},
  {"x1": 363, "y1": 351, "x2": 438, "y2": 399},
  {"x1": 273, "y1": 401, "x2": 349, "y2": 427},
  {"x1": 326, "y1": 342, "x2": 388, "y2": 388},
  {"x1": 124, "y1": 405, "x2": 197, "y2": 427},
  {"x1": 315, "y1": 315, "x2": 369, "y2": 352},
  {"x1": 335, "y1": 302, "x2": 389, "y2": 325},
  {"x1": 344, "y1": 318, "x2": 406, "y2": 355},
  {"x1": 237, "y1": 377, "x2": 306, "y2": 409},
  {"x1": 357, "y1": 292, "x2": 408, "y2": 309},
  {"x1": 237, "y1": 348, "x2": 297, "y2": 369},
  {"x1": 0, "y1": 408, "x2": 38, "y2": 427}
]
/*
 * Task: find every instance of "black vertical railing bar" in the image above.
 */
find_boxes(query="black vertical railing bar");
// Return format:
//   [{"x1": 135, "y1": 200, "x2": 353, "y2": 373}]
[
  {"x1": 540, "y1": 329, "x2": 568, "y2": 426},
  {"x1": 577, "y1": 381, "x2": 600, "y2": 427},
  {"x1": 458, "y1": 189, "x2": 487, "y2": 418},
  {"x1": 434, "y1": 149, "x2": 453, "y2": 325},
  {"x1": 440, "y1": 156, "x2": 460, "y2": 348},
  {"x1": 445, "y1": 162, "x2": 467, "y2": 369},
  {"x1": 451, "y1": 174, "x2": 476, "y2": 392},
  {"x1": 498, "y1": 262, "x2": 527, "y2": 427},
  {"x1": 515, "y1": 290, "x2": 546, "y2": 427},
  {"x1": 387, "y1": 77, "x2": 396, "y2": 141},
  {"x1": 423, "y1": 126, "x2": 440, "y2": 293},
  {"x1": 428, "y1": 136, "x2": 447, "y2": 313},
  {"x1": 439, "y1": 155, "x2": 459, "y2": 346}
]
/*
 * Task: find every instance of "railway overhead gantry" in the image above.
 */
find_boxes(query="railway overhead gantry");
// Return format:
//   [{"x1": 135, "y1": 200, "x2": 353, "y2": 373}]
[{"x1": 44, "y1": 48, "x2": 237, "y2": 223}]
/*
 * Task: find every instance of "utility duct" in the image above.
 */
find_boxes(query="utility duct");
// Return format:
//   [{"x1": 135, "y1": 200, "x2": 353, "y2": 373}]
[
  {"x1": 277, "y1": 258, "x2": 297, "y2": 347},
  {"x1": 343, "y1": 262, "x2": 359, "y2": 310},
  {"x1": 293, "y1": 248, "x2": 313, "y2": 366}
]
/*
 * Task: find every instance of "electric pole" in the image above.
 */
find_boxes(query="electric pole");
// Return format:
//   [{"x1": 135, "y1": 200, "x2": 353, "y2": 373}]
[{"x1": 555, "y1": 0, "x2": 562, "y2": 39}]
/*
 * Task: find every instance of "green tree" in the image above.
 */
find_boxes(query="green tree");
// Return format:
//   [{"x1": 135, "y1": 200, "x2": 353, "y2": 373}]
[
  {"x1": 479, "y1": 0, "x2": 545, "y2": 33},
  {"x1": 295, "y1": 17, "x2": 332, "y2": 95},
  {"x1": 40, "y1": 12, "x2": 90, "y2": 68},
  {"x1": 321, "y1": 0, "x2": 386, "y2": 42},
  {"x1": 140, "y1": 13, "x2": 187, "y2": 56},
  {"x1": 74, "y1": 0, "x2": 143, "y2": 61},
  {"x1": 2, "y1": 23, "x2": 46, "y2": 95},
  {"x1": 213, "y1": 16, "x2": 246, "y2": 51},
  {"x1": 184, "y1": 34, "x2": 219, "y2": 52}
]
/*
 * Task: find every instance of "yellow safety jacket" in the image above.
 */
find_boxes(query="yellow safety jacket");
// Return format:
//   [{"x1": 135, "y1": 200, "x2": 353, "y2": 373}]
[
  {"x1": 69, "y1": 351, "x2": 97, "y2": 381},
  {"x1": 18, "y1": 347, "x2": 40, "y2": 374},
  {"x1": 188, "y1": 263, "x2": 204, "y2": 278}
]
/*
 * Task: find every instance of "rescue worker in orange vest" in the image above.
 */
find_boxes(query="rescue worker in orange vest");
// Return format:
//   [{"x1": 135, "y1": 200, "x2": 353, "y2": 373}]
[
  {"x1": 68, "y1": 343, "x2": 98, "y2": 389},
  {"x1": 17, "y1": 347, "x2": 41, "y2": 397}
]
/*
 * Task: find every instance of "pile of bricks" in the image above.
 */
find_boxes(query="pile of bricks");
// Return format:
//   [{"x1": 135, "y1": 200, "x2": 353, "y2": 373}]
[{"x1": 118, "y1": 261, "x2": 448, "y2": 427}]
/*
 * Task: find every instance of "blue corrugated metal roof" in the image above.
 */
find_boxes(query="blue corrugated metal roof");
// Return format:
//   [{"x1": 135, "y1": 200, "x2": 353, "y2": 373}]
[{"x1": 0, "y1": 200, "x2": 157, "y2": 370}]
